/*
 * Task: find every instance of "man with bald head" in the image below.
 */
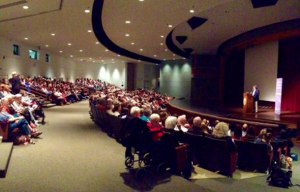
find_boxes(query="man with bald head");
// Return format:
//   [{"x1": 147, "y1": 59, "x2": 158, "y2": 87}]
[{"x1": 187, "y1": 116, "x2": 205, "y2": 136}]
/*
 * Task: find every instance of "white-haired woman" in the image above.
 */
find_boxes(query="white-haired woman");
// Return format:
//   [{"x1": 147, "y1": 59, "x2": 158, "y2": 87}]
[
  {"x1": 163, "y1": 116, "x2": 184, "y2": 147},
  {"x1": 212, "y1": 122, "x2": 236, "y2": 153},
  {"x1": 147, "y1": 113, "x2": 164, "y2": 141}
]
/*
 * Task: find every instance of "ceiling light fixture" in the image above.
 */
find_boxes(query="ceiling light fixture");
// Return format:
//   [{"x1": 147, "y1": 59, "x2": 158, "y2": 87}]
[
  {"x1": 68, "y1": 43, "x2": 71, "y2": 46},
  {"x1": 89, "y1": 58, "x2": 92, "y2": 60},
  {"x1": 46, "y1": 45, "x2": 49, "y2": 47},
  {"x1": 140, "y1": 49, "x2": 143, "y2": 51},
  {"x1": 93, "y1": 61, "x2": 95, "y2": 62},
  {"x1": 51, "y1": 33, "x2": 55, "y2": 36},
  {"x1": 161, "y1": 35, "x2": 164, "y2": 38},
  {"x1": 190, "y1": 9, "x2": 194, "y2": 13},
  {"x1": 85, "y1": 9, "x2": 90, "y2": 13},
  {"x1": 131, "y1": 42, "x2": 135, "y2": 45},
  {"x1": 154, "y1": 55, "x2": 157, "y2": 57},
  {"x1": 23, "y1": 6, "x2": 29, "y2": 9},
  {"x1": 165, "y1": 49, "x2": 168, "y2": 51},
  {"x1": 79, "y1": 50, "x2": 83, "y2": 52},
  {"x1": 88, "y1": 30, "x2": 92, "y2": 33},
  {"x1": 105, "y1": 49, "x2": 108, "y2": 52},
  {"x1": 125, "y1": 21, "x2": 131, "y2": 24},
  {"x1": 118, "y1": 55, "x2": 120, "y2": 57},
  {"x1": 60, "y1": 50, "x2": 63, "y2": 53},
  {"x1": 168, "y1": 24, "x2": 172, "y2": 28},
  {"x1": 95, "y1": 42, "x2": 99, "y2": 44},
  {"x1": 160, "y1": 43, "x2": 163, "y2": 45},
  {"x1": 80, "y1": 59, "x2": 83, "y2": 61},
  {"x1": 70, "y1": 55, "x2": 73, "y2": 57},
  {"x1": 125, "y1": 34, "x2": 130, "y2": 37},
  {"x1": 24, "y1": 38, "x2": 28, "y2": 40},
  {"x1": 139, "y1": 0, "x2": 144, "y2": 1}
]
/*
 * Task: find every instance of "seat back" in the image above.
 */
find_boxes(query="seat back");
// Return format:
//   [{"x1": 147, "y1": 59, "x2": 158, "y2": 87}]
[
  {"x1": 204, "y1": 137, "x2": 231, "y2": 175},
  {"x1": 235, "y1": 140, "x2": 248, "y2": 169},
  {"x1": 247, "y1": 142, "x2": 270, "y2": 172}
]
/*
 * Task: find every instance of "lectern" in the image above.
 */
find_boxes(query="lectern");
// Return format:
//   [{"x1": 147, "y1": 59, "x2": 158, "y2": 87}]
[{"x1": 243, "y1": 93, "x2": 254, "y2": 113}]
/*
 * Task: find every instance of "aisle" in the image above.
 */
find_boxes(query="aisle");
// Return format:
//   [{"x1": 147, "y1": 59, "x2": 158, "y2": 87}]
[{"x1": 0, "y1": 101, "x2": 203, "y2": 192}]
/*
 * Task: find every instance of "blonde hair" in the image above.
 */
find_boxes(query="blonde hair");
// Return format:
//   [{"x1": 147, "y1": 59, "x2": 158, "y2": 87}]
[
  {"x1": 165, "y1": 116, "x2": 177, "y2": 129},
  {"x1": 212, "y1": 122, "x2": 229, "y2": 138}
]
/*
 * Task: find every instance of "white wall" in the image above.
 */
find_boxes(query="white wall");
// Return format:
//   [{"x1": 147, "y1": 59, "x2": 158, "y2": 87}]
[
  {"x1": 160, "y1": 60, "x2": 191, "y2": 98},
  {"x1": 244, "y1": 41, "x2": 279, "y2": 101},
  {"x1": 0, "y1": 36, "x2": 126, "y2": 88}
]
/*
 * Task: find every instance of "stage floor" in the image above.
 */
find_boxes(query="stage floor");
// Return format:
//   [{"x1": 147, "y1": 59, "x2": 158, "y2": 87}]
[{"x1": 170, "y1": 100, "x2": 300, "y2": 129}]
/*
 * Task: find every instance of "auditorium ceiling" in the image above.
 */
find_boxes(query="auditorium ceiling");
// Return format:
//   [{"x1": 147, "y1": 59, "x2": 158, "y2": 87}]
[{"x1": 0, "y1": 0, "x2": 300, "y2": 64}]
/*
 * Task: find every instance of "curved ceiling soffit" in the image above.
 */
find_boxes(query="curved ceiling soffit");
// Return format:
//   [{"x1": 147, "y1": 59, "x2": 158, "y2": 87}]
[
  {"x1": 92, "y1": 0, "x2": 161, "y2": 64},
  {"x1": 166, "y1": 17, "x2": 207, "y2": 58},
  {"x1": 218, "y1": 18, "x2": 300, "y2": 55}
]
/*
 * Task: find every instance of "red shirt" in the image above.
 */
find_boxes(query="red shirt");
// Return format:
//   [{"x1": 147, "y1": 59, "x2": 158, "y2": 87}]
[{"x1": 147, "y1": 123, "x2": 164, "y2": 141}]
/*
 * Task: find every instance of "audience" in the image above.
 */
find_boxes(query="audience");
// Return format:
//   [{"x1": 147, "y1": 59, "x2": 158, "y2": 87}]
[
  {"x1": 212, "y1": 122, "x2": 236, "y2": 153},
  {"x1": 187, "y1": 116, "x2": 206, "y2": 136}
]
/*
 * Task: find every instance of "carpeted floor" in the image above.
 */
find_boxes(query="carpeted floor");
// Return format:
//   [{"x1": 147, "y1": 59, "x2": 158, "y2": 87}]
[{"x1": 0, "y1": 100, "x2": 299, "y2": 192}]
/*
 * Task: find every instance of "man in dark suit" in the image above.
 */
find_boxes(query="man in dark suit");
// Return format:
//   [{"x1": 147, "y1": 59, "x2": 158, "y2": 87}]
[
  {"x1": 252, "y1": 85, "x2": 259, "y2": 113},
  {"x1": 187, "y1": 116, "x2": 205, "y2": 136},
  {"x1": 11, "y1": 72, "x2": 21, "y2": 95}
]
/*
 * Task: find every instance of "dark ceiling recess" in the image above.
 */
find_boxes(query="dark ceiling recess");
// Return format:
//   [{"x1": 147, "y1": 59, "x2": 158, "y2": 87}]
[
  {"x1": 166, "y1": 30, "x2": 190, "y2": 58},
  {"x1": 187, "y1": 17, "x2": 207, "y2": 30},
  {"x1": 183, "y1": 48, "x2": 194, "y2": 55},
  {"x1": 92, "y1": 0, "x2": 161, "y2": 64},
  {"x1": 251, "y1": 0, "x2": 279, "y2": 8},
  {"x1": 176, "y1": 36, "x2": 188, "y2": 45}
]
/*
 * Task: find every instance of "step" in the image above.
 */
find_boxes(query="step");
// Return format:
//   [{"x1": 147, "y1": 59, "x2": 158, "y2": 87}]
[{"x1": 0, "y1": 142, "x2": 13, "y2": 178}]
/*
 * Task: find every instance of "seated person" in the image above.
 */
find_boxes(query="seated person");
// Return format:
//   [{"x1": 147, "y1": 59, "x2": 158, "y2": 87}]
[
  {"x1": 174, "y1": 115, "x2": 190, "y2": 132},
  {"x1": 255, "y1": 132, "x2": 273, "y2": 154},
  {"x1": 232, "y1": 126, "x2": 242, "y2": 140},
  {"x1": 159, "y1": 111, "x2": 169, "y2": 127},
  {"x1": 242, "y1": 124, "x2": 248, "y2": 137},
  {"x1": 123, "y1": 106, "x2": 151, "y2": 158},
  {"x1": 244, "y1": 126, "x2": 256, "y2": 141},
  {"x1": 163, "y1": 116, "x2": 183, "y2": 147},
  {"x1": 187, "y1": 116, "x2": 205, "y2": 136},
  {"x1": 212, "y1": 122, "x2": 237, "y2": 153},
  {"x1": 141, "y1": 108, "x2": 151, "y2": 123},
  {"x1": 147, "y1": 113, "x2": 164, "y2": 141},
  {"x1": 0, "y1": 102, "x2": 42, "y2": 141}
]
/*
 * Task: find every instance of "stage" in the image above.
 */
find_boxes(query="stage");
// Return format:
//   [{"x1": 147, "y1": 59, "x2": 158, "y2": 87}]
[{"x1": 169, "y1": 100, "x2": 300, "y2": 130}]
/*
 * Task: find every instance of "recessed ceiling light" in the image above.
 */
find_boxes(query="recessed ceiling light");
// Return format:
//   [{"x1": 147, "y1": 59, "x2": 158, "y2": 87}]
[
  {"x1": 112, "y1": 62, "x2": 114, "y2": 63},
  {"x1": 173, "y1": 54, "x2": 176, "y2": 56},
  {"x1": 80, "y1": 59, "x2": 83, "y2": 61},
  {"x1": 154, "y1": 55, "x2": 157, "y2": 57},
  {"x1": 70, "y1": 55, "x2": 73, "y2": 57},
  {"x1": 23, "y1": 6, "x2": 29, "y2": 9},
  {"x1": 51, "y1": 33, "x2": 55, "y2": 36},
  {"x1": 24, "y1": 38, "x2": 28, "y2": 40},
  {"x1": 95, "y1": 42, "x2": 99, "y2": 44},
  {"x1": 168, "y1": 24, "x2": 172, "y2": 28},
  {"x1": 139, "y1": 0, "x2": 144, "y2": 1},
  {"x1": 182, "y1": 58, "x2": 186, "y2": 59},
  {"x1": 85, "y1": 9, "x2": 90, "y2": 13},
  {"x1": 140, "y1": 49, "x2": 143, "y2": 51},
  {"x1": 79, "y1": 50, "x2": 83, "y2": 52},
  {"x1": 165, "y1": 49, "x2": 168, "y2": 51},
  {"x1": 160, "y1": 43, "x2": 163, "y2": 45},
  {"x1": 102, "y1": 60, "x2": 104, "y2": 62},
  {"x1": 138, "y1": 60, "x2": 141, "y2": 62},
  {"x1": 88, "y1": 30, "x2": 92, "y2": 33},
  {"x1": 156, "y1": 64, "x2": 158, "y2": 65},
  {"x1": 125, "y1": 21, "x2": 131, "y2": 24},
  {"x1": 190, "y1": 9, "x2": 194, "y2": 13},
  {"x1": 111, "y1": 59, "x2": 114, "y2": 61},
  {"x1": 163, "y1": 59, "x2": 166, "y2": 61},
  {"x1": 60, "y1": 50, "x2": 63, "y2": 53},
  {"x1": 161, "y1": 35, "x2": 164, "y2": 38},
  {"x1": 93, "y1": 61, "x2": 95, "y2": 62},
  {"x1": 125, "y1": 34, "x2": 130, "y2": 37},
  {"x1": 131, "y1": 42, "x2": 135, "y2": 45},
  {"x1": 68, "y1": 43, "x2": 71, "y2": 46},
  {"x1": 105, "y1": 49, "x2": 108, "y2": 52},
  {"x1": 45, "y1": 45, "x2": 49, "y2": 47},
  {"x1": 89, "y1": 58, "x2": 92, "y2": 60},
  {"x1": 118, "y1": 55, "x2": 120, "y2": 57}
]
